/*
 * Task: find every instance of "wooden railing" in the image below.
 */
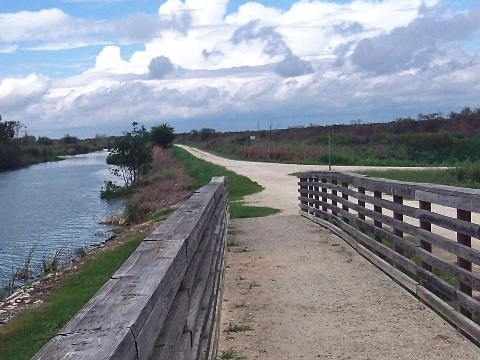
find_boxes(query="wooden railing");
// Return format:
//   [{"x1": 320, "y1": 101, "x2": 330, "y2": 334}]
[
  {"x1": 298, "y1": 171, "x2": 480, "y2": 340},
  {"x1": 33, "y1": 177, "x2": 228, "y2": 360}
]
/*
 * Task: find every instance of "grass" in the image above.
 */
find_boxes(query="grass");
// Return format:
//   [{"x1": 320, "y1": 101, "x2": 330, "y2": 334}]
[
  {"x1": 224, "y1": 323, "x2": 252, "y2": 334},
  {"x1": 229, "y1": 201, "x2": 280, "y2": 218},
  {"x1": 360, "y1": 163, "x2": 480, "y2": 189},
  {"x1": 218, "y1": 348, "x2": 246, "y2": 360},
  {"x1": 146, "y1": 207, "x2": 176, "y2": 222},
  {"x1": 0, "y1": 235, "x2": 144, "y2": 360},
  {"x1": 172, "y1": 146, "x2": 279, "y2": 218}
]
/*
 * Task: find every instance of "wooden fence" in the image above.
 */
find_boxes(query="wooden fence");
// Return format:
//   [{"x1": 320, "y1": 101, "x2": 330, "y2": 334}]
[
  {"x1": 298, "y1": 171, "x2": 480, "y2": 341},
  {"x1": 33, "y1": 176, "x2": 229, "y2": 360}
]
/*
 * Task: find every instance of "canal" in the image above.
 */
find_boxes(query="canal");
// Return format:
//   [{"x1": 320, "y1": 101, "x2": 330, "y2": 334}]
[{"x1": 0, "y1": 151, "x2": 123, "y2": 291}]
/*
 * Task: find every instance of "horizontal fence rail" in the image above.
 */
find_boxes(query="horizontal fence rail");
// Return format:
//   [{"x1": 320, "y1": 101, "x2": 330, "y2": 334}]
[
  {"x1": 33, "y1": 177, "x2": 229, "y2": 360},
  {"x1": 298, "y1": 171, "x2": 480, "y2": 341}
]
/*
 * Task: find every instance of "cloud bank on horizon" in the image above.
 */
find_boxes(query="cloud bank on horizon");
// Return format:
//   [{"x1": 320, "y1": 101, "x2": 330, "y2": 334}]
[{"x1": 0, "y1": 0, "x2": 479, "y2": 137}]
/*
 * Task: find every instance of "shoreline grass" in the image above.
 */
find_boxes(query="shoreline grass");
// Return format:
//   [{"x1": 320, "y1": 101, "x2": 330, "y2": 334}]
[{"x1": 0, "y1": 235, "x2": 144, "y2": 360}]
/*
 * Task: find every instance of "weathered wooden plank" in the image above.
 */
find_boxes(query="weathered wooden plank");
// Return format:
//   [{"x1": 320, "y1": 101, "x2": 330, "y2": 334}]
[
  {"x1": 32, "y1": 328, "x2": 138, "y2": 360},
  {"x1": 190, "y1": 233, "x2": 224, "y2": 360},
  {"x1": 416, "y1": 248, "x2": 480, "y2": 292},
  {"x1": 133, "y1": 259, "x2": 190, "y2": 359},
  {"x1": 174, "y1": 332, "x2": 192, "y2": 360},
  {"x1": 353, "y1": 219, "x2": 419, "y2": 274},
  {"x1": 148, "y1": 289, "x2": 189, "y2": 360},
  {"x1": 200, "y1": 249, "x2": 226, "y2": 360},
  {"x1": 194, "y1": 225, "x2": 226, "y2": 360},
  {"x1": 456, "y1": 291, "x2": 480, "y2": 318},
  {"x1": 416, "y1": 267, "x2": 457, "y2": 300},
  {"x1": 302, "y1": 187, "x2": 480, "y2": 241},
  {"x1": 305, "y1": 195, "x2": 480, "y2": 266},
  {"x1": 416, "y1": 286, "x2": 480, "y2": 341},
  {"x1": 186, "y1": 220, "x2": 221, "y2": 334},
  {"x1": 416, "y1": 189, "x2": 480, "y2": 213}
]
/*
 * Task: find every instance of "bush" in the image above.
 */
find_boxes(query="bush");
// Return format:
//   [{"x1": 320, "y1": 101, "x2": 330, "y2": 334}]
[
  {"x1": 150, "y1": 123, "x2": 175, "y2": 148},
  {"x1": 100, "y1": 181, "x2": 131, "y2": 199}
]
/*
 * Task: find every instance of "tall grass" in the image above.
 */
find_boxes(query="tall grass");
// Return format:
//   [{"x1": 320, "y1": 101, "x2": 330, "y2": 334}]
[{"x1": 0, "y1": 235, "x2": 144, "y2": 360}]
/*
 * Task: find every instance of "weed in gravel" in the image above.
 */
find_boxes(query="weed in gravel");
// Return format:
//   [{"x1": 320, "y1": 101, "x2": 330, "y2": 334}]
[
  {"x1": 233, "y1": 302, "x2": 247, "y2": 309},
  {"x1": 249, "y1": 282, "x2": 260, "y2": 290},
  {"x1": 233, "y1": 247, "x2": 250, "y2": 253},
  {"x1": 227, "y1": 239, "x2": 240, "y2": 248},
  {"x1": 225, "y1": 323, "x2": 252, "y2": 334},
  {"x1": 217, "y1": 348, "x2": 246, "y2": 360}
]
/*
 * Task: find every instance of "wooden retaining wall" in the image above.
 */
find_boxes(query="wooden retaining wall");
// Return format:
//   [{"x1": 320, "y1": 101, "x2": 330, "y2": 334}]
[
  {"x1": 33, "y1": 176, "x2": 229, "y2": 360},
  {"x1": 298, "y1": 171, "x2": 480, "y2": 341}
]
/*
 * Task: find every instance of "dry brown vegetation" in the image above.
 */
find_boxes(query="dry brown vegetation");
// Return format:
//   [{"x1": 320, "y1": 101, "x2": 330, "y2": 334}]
[
  {"x1": 178, "y1": 107, "x2": 480, "y2": 166},
  {"x1": 132, "y1": 147, "x2": 194, "y2": 215}
]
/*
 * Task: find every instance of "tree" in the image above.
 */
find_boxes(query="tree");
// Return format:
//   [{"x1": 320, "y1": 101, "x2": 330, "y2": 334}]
[
  {"x1": 150, "y1": 123, "x2": 175, "y2": 148},
  {"x1": 106, "y1": 122, "x2": 152, "y2": 189},
  {"x1": 0, "y1": 115, "x2": 23, "y2": 141}
]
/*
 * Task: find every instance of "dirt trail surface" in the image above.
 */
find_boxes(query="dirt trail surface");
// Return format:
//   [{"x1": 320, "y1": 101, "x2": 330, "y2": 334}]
[
  {"x1": 177, "y1": 145, "x2": 416, "y2": 215},
  {"x1": 178, "y1": 145, "x2": 480, "y2": 359}
]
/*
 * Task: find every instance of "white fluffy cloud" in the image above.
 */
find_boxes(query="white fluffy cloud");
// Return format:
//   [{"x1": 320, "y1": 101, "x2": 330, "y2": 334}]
[
  {"x1": 1, "y1": 0, "x2": 479, "y2": 137},
  {"x1": 0, "y1": 74, "x2": 49, "y2": 112}
]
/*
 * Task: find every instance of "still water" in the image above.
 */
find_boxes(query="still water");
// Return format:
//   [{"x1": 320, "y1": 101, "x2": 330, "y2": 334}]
[{"x1": 0, "y1": 151, "x2": 123, "y2": 286}]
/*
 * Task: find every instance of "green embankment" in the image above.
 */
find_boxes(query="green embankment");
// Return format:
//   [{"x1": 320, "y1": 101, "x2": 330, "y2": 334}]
[
  {"x1": 172, "y1": 146, "x2": 279, "y2": 218},
  {"x1": 0, "y1": 235, "x2": 144, "y2": 360}
]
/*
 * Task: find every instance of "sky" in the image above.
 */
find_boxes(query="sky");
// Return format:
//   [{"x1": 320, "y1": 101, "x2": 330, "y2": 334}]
[{"x1": 1, "y1": 0, "x2": 480, "y2": 138}]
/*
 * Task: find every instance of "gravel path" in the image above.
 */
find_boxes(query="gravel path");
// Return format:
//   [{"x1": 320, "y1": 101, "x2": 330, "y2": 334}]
[{"x1": 178, "y1": 145, "x2": 480, "y2": 359}]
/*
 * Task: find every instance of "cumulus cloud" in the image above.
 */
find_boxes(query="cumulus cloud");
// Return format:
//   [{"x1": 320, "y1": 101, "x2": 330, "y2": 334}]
[
  {"x1": 0, "y1": 74, "x2": 49, "y2": 112},
  {"x1": 274, "y1": 54, "x2": 314, "y2": 77},
  {"x1": 351, "y1": 11, "x2": 480, "y2": 74},
  {"x1": 231, "y1": 20, "x2": 290, "y2": 57},
  {"x1": 148, "y1": 56, "x2": 176, "y2": 79}
]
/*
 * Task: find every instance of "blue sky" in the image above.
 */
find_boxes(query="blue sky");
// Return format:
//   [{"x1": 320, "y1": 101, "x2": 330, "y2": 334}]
[{"x1": 1, "y1": 0, "x2": 480, "y2": 138}]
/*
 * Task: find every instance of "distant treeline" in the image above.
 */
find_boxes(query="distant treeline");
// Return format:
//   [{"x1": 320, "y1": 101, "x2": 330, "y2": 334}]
[
  {"x1": 0, "y1": 116, "x2": 112, "y2": 171},
  {"x1": 178, "y1": 107, "x2": 480, "y2": 166}
]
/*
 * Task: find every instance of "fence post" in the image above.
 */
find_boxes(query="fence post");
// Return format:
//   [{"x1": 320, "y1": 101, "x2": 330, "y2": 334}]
[
  {"x1": 308, "y1": 177, "x2": 315, "y2": 215},
  {"x1": 419, "y1": 201, "x2": 433, "y2": 273},
  {"x1": 393, "y1": 195, "x2": 404, "y2": 271},
  {"x1": 457, "y1": 209, "x2": 473, "y2": 320},
  {"x1": 374, "y1": 191, "x2": 384, "y2": 258},
  {"x1": 321, "y1": 177, "x2": 328, "y2": 216},
  {"x1": 313, "y1": 176, "x2": 320, "y2": 215},
  {"x1": 299, "y1": 176, "x2": 308, "y2": 214},
  {"x1": 342, "y1": 181, "x2": 349, "y2": 224},
  {"x1": 331, "y1": 179, "x2": 337, "y2": 217},
  {"x1": 358, "y1": 187, "x2": 366, "y2": 234}
]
